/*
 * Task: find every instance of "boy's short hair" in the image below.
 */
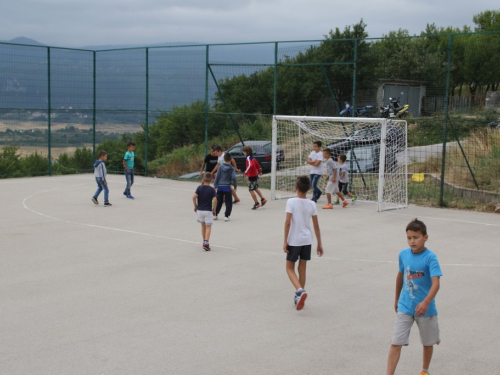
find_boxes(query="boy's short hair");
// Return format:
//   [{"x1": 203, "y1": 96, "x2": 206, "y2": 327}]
[
  {"x1": 98, "y1": 150, "x2": 107, "y2": 157},
  {"x1": 203, "y1": 172, "x2": 212, "y2": 182},
  {"x1": 127, "y1": 141, "x2": 135, "y2": 147},
  {"x1": 406, "y1": 218, "x2": 427, "y2": 235},
  {"x1": 242, "y1": 145, "x2": 253, "y2": 155},
  {"x1": 339, "y1": 154, "x2": 346, "y2": 162},
  {"x1": 213, "y1": 145, "x2": 222, "y2": 152},
  {"x1": 323, "y1": 148, "x2": 331, "y2": 156},
  {"x1": 223, "y1": 152, "x2": 232, "y2": 162},
  {"x1": 313, "y1": 141, "x2": 322, "y2": 147},
  {"x1": 296, "y1": 175, "x2": 311, "y2": 193},
  {"x1": 210, "y1": 144, "x2": 217, "y2": 151}
]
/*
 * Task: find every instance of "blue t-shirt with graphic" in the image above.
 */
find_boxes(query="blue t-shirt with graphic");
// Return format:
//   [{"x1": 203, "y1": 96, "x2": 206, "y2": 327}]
[
  {"x1": 124, "y1": 151, "x2": 135, "y2": 169},
  {"x1": 397, "y1": 248, "x2": 442, "y2": 317}
]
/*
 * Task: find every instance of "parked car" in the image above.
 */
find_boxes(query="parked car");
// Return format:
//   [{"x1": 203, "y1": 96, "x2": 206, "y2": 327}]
[
  {"x1": 227, "y1": 140, "x2": 284, "y2": 173},
  {"x1": 327, "y1": 125, "x2": 405, "y2": 172},
  {"x1": 488, "y1": 119, "x2": 500, "y2": 129}
]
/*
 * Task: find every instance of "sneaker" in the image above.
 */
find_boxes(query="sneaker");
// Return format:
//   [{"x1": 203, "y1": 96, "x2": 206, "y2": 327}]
[
  {"x1": 252, "y1": 202, "x2": 261, "y2": 210},
  {"x1": 294, "y1": 294, "x2": 299, "y2": 306},
  {"x1": 92, "y1": 197, "x2": 98, "y2": 205},
  {"x1": 351, "y1": 196, "x2": 356, "y2": 204},
  {"x1": 295, "y1": 289, "x2": 308, "y2": 311},
  {"x1": 104, "y1": 202, "x2": 112, "y2": 207},
  {"x1": 224, "y1": 216, "x2": 230, "y2": 221},
  {"x1": 261, "y1": 198, "x2": 267, "y2": 207},
  {"x1": 333, "y1": 199, "x2": 340, "y2": 205},
  {"x1": 342, "y1": 200, "x2": 349, "y2": 208},
  {"x1": 127, "y1": 195, "x2": 135, "y2": 200},
  {"x1": 214, "y1": 215, "x2": 218, "y2": 220},
  {"x1": 233, "y1": 199, "x2": 240, "y2": 204},
  {"x1": 203, "y1": 242, "x2": 210, "y2": 251},
  {"x1": 123, "y1": 192, "x2": 127, "y2": 196},
  {"x1": 419, "y1": 372, "x2": 429, "y2": 375},
  {"x1": 322, "y1": 204, "x2": 333, "y2": 209}
]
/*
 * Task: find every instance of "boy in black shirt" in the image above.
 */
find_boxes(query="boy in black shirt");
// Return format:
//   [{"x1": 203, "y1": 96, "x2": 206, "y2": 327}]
[
  {"x1": 199, "y1": 145, "x2": 218, "y2": 179},
  {"x1": 193, "y1": 172, "x2": 218, "y2": 251}
]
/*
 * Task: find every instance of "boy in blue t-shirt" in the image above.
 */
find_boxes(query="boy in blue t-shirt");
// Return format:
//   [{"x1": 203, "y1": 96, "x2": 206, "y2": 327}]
[
  {"x1": 123, "y1": 141, "x2": 135, "y2": 199},
  {"x1": 386, "y1": 218, "x2": 442, "y2": 375}
]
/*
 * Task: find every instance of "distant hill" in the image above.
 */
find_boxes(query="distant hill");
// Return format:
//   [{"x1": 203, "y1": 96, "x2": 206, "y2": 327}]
[{"x1": 1, "y1": 37, "x2": 46, "y2": 46}]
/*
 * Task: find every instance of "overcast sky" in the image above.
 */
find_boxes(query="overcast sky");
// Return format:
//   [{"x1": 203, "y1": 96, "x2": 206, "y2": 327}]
[{"x1": 1, "y1": 0, "x2": 497, "y2": 48}]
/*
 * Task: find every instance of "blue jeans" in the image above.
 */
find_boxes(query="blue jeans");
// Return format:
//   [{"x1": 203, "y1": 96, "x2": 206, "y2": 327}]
[
  {"x1": 93, "y1": 177, "x2": 109, "y2": 203},
  {"x1": 310, "y1": 173, "x2": 321, "y2": 201},
  {"x1": 124, "y1": 168, "x2": 134, "y2": 195}
]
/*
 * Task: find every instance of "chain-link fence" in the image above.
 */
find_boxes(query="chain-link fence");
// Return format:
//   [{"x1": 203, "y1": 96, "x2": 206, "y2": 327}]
[{"x1": 1, "y1": 32, "x2": 499, "y2": 208}]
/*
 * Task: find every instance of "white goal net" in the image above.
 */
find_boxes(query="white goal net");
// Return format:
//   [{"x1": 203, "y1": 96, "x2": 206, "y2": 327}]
[{"x1": 271, "y1": 116, "x2": 408, "y2": 211}]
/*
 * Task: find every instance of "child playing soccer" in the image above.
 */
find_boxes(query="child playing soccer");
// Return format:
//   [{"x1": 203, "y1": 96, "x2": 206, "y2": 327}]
[
  {"x1": 386, "y1": 218, "x2": 442, "y2": 375},
  {"x1": 214, "y1": 152, "x2": 238, "y2": 221},
  {"x1": 198, "y1": 145, "x2": 218, "y2": 179},
  {"x1": 193, "y1": 173, "x2": 217, "y2": 251},
  {"x1": 322, "y1": 148, "x2": 338, "y2": 209},
  {"x1": 212, "y1": 145, "x2": 241, "y2": 204},
  {"x1": 306, "y1": 141, "x2": 323, "y2": 203},
  {"x1": 92, "y1": 150, "x2": 112, "y2": 207},
  {"x1": 334, "y1": 154, "x2": 356, "y2": 206},
  {"x1": 123, "y1": 141, "x2": 135, "y2": 199},
  {"x1": 242, "y1": 145, "x2": 267, "y2": 210},
  {"x1": 283, "y1": 175, "x2": 324, "y2": 310}
]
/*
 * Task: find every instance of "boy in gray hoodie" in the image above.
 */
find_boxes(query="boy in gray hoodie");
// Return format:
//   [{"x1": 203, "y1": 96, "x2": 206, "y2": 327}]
[
  {"x1": 213, "y1": 152, "x2": 237, "y2": 221},
  {"x1": 92, "y1": 150, "x2": 112, "y2": 206}
]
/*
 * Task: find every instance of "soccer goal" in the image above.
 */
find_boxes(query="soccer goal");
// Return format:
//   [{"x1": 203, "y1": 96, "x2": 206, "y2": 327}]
[{"x1": 271, "y1": 116, "x2": 408, "y2": 212}]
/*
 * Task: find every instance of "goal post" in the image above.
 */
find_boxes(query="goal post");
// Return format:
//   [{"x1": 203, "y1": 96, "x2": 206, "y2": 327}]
[{"x1": 271, "y1": 115, "x2": 408, "y2": 212}]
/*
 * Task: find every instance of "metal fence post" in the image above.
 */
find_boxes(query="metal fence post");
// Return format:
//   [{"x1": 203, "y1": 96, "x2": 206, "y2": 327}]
[
  {"x1": 274, "y1": 42, "x2": 278, "y2": 115},
  {"x1": 93, "y1": 51, "x2": 96, "y2": 161},
  {"x1": 204, "y1": 45, "x2": 210, "y2": 155},
  {"x1": 439, "y1": 34, "x2": 453, "y2": 206},
  {"x1": 47, "y1": 47, "x2": 52, "y2": 176},
  {"x1": 145, "y1": 48, "x2": 149, "y2": 175}
]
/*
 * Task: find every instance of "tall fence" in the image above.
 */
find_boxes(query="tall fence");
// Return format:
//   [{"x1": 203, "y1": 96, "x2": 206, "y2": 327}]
[{"x1": 1, "y1": 31, "x2": 499, "y2": 208}]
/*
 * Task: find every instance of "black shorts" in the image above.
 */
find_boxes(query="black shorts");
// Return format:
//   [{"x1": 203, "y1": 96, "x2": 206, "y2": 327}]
[
  {"x1": 248, "y1": 176, "x2": 259, "y2": 191},
  {"x1": 339, "y1": 181, "x2": 349, "y2": 194},
  {"x1": 286, "y1": 245, "x2": 312, "y2": 262}
]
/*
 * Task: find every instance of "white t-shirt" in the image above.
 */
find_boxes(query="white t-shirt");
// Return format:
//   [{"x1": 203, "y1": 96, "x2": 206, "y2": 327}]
[
  {"x1": 285, "y1": 198, "x2": 318, "y2": 246},
  {"x1": 338, "y1": 162, "x2": 349, "y2": 183},
  {"x1": 217, "y1": 152, "x2": 225, "y2": 164},
  {"x1": 308, "y1": 151, "x2": 324, "y2": 175}
]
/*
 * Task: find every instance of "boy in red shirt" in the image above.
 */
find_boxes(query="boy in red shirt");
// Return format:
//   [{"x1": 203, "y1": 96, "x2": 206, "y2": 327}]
[{"x1": 243, "y1": 145, "x2": 267, "y2": 210}]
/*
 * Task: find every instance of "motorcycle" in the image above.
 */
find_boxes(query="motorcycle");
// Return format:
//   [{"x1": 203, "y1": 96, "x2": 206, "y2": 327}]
[
  {"x1": 380, "y1": 97, "x2": 409, "y2": 118},
  {"x1": 340, "y1": 102, "x2": 374, "y2": 117}
]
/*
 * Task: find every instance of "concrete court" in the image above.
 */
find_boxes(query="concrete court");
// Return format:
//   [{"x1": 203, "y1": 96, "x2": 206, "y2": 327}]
[{"x1": 0, "y1": 174, "x2": 499, "y2": 375}]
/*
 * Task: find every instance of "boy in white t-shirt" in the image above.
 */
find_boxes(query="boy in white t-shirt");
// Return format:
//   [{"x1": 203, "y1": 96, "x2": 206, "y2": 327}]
[
  {"x1": 283, "y1": 175, "x2": 324, "y2": 310},
  {"x1": 307, "y1": 141, "x2": 324, "y2": 202}
]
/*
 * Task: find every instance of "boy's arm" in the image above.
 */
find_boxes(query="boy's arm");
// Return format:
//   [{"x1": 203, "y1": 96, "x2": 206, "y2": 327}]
[
  {"x1": 192, "y1": 193, "x2": 198, "y2": 212},
  {"x1": 283, "y1": 212, "x2": 292, "y2": 253},
  {"x1": 311, "y1": 215, "x2": 324, "y2": 257},
  {"x1": 231, "y1": 158, "x2": 240, "y2": 172},
  {"x1": 212, "y1": 162, "x2": 220, "y2": 174},
  {"x1": 213, "y1": 172, "x2": 219, "y2": 189},
  {"x1": 212, "y1": 195, "x2": 217, "y2": 214},
  {"x1": 231, "y1": 168, "x2": 237, "y2": 190},
  {"x1": 199, "y1": 161, "x2": 206, "y2": 178},
  {"x1": 415, "y1": 276, "x2": 440, "y2": 316},
  {"x1": 394, "y1": 272, "x2": 404, "y2": 312},
  {"x1": 332, "y1": 168, "x2": 337, "y2": 182}
]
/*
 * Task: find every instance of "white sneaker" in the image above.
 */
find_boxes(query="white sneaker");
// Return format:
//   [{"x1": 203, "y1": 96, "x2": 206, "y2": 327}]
[
  {"x1": 214, "y1": 216, "x2": 218, "y2": 220},
  {"x1": 224, "y1": 217, "x2": 229, "y2": 221}
]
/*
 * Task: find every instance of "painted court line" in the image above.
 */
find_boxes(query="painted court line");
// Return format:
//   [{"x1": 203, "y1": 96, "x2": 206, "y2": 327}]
[{"x1": 21, "y1": 184, "x2": 500, "y2": 268}]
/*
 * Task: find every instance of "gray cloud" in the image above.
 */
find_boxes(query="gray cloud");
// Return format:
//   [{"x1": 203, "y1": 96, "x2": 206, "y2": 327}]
[{"x1": 0, "y1": 0, "x2": 495, "y2": 48}]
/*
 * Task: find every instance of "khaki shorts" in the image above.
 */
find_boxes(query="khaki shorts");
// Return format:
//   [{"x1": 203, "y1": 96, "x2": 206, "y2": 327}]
[
  {"x1": 325, "y1": 181, "x2": 339, "y2": 194},
  {"x1": 391, "y1": 312, "x2": 440, "y2": 346},
  {"x1": 196, "y1": 210, "x2": 214, "y2": 225}
]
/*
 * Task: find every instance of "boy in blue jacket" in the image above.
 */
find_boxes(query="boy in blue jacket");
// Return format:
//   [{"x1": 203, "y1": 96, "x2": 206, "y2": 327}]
[
  {"x1": 213, "y1": 152, "x2": 237, "y2": 221},
  {"x1": 92, "y1": 150, "x2": 112, "y2": 206}
]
